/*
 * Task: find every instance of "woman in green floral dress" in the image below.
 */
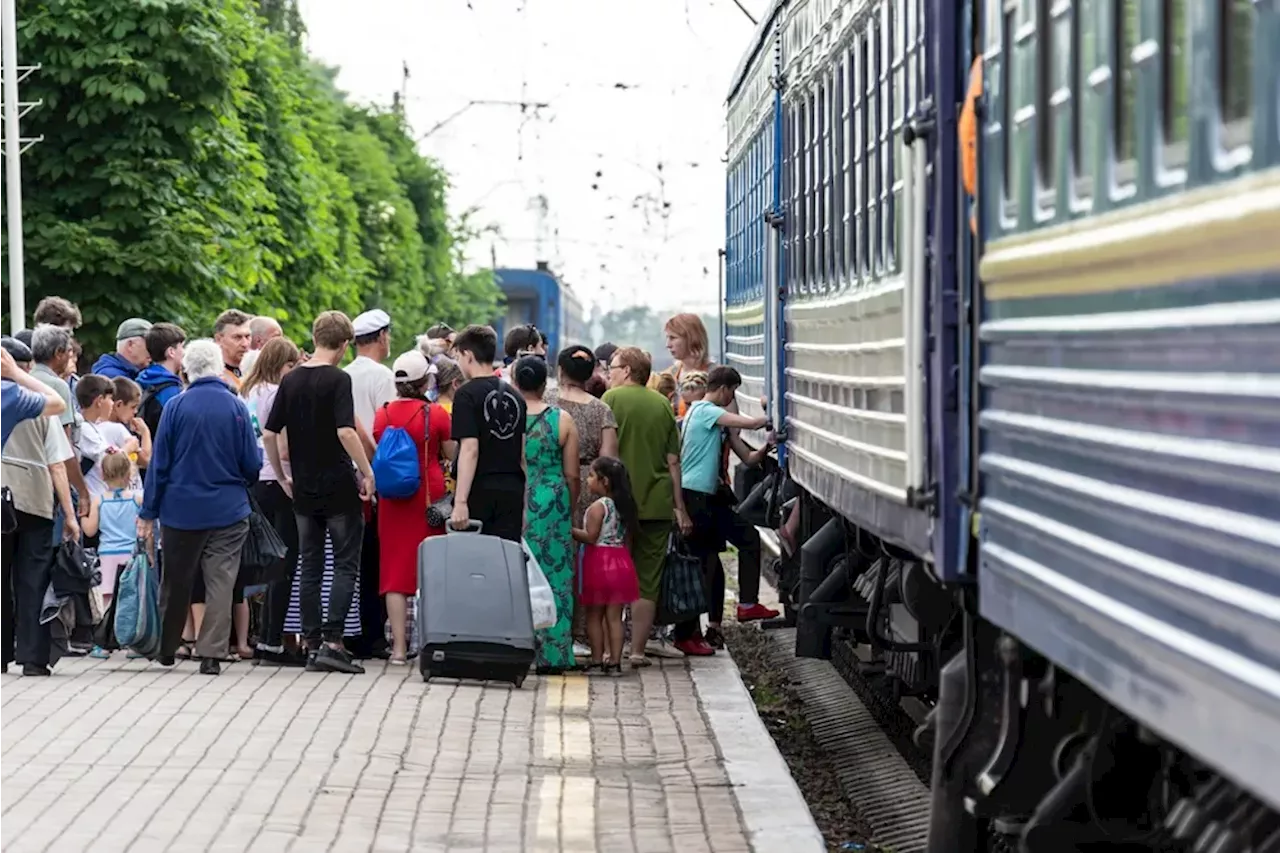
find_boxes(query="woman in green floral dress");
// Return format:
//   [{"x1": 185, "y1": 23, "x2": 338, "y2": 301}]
[{"x1": 512, "y1": 356, "x2": 580, "y2": 673}]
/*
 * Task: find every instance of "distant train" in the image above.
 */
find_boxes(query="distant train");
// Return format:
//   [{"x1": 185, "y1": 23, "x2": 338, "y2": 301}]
[
  {"x1": 492, "y1": 263, "x2": 589, "y2": 357},
  {"x1": 724, "y1": 0, "x2": 1279, "y2": 850}
]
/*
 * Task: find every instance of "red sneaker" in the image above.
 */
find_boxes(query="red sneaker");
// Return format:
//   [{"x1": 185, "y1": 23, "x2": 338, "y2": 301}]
[
  {"x1": 736, "y1": 603, "x2": 781, "y2": 622},
  {"x1": 675, "y1": 639, "x2": 715, "y2": 657}
]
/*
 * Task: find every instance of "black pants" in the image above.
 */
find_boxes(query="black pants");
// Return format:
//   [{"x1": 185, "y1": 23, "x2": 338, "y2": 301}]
[
  {"x1": 296, "y1": 508, "x2": 363, "y2": 645},
  {"x1": 254, "y1": 480, "x2": 299, "y2": 650},
  {"x1": 673, "y1": 486, "x2": 762, "y2": 641},
  {"x1": 1, "y1": 511, "x2": 55, "y2": 668},
  {"x1": 347, "y1": 503, "x2": 386, "y2": 657},
  {"x1": 468, "y1": 486, "x2": 524, "y2": 542}
]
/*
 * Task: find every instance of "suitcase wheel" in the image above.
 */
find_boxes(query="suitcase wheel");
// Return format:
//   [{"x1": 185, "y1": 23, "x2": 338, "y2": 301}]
[{"x1": 513, "y1": 673, "x2": 526, "y2": 689}]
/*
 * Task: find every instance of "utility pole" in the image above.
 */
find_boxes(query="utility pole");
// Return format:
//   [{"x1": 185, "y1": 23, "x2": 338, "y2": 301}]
[{"x1": 1, "y1": 0, "x2": 41, "y2": 334}]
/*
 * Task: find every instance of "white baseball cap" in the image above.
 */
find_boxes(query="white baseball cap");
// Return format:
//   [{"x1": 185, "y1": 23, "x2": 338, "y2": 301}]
[
  {"x1": 352, "y1": 309, "x2": 391, "y2": 337},
  {"x1": 392, "y1": 349, "x2": 430, "y2": 382}
]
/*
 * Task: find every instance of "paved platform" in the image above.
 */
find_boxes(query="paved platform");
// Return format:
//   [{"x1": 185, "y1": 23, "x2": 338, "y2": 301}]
[{"x1": 1, "y1": 653, "x2": 823, "y2": 853}]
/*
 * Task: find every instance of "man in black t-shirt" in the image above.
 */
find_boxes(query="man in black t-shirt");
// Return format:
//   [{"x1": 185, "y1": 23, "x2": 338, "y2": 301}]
[
  {"x1": 449, "y1": 325, "x2": 527, "y2": 542},
  {"x1": 263, "y1": 310, "x2": 375, "y2": 674}
]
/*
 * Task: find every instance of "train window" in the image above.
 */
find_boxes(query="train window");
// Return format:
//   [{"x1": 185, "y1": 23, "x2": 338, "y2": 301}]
[
  {"x1": 859, "y1": 36, "x2": 871, "y2": 277},
  {"x1": 815, "y1": 82, "x2": 824, "y2": 293},
  {"x1": 849, "y1": 46, "x2": 861, "y2": 279},
  {"x1": 890, "y1": 0, "x2": 903, "y2": 273},
  {"x1": 788, "y1": 101, "x2": 798, "y2": 289},
  {"x1": 1035, "y1": 0, "x2": 1053, "y2": 191},
  {"x1": 795, "y1": 104, "x2": 803, "y2": 291},
  {"x1": 1073, "y1": 0, "x2": 1098, "y2": 198},
  {"x1": 808, "y1": 89, "x2": 818, "y2": 292},
  {"x1": 795, "y1": 102, "x2": 804, "y2": 290},
  {"x1": 824, "y1": 77, "x2": 834, "y2": 289},
  {"x1": 789, "y1": 101, "x2": 799, "y2": 293},
  {"x1": 1219, "y1": 0, "x2": 1252, "y2": 151},
  {"x1": 786, "y1": 104, "x2": 797, "y2": 293},
  {"x1": 1000, "y1": 0, "x2": 1015, "y2": 203},
  {"x1": 1113, "y1": 0, "x2": 1137, "y2": 170},
  {"x1": 868, "y1": 20, "x2": 882, "y2": 274},
  {"x1": 1070, "y1": 0, "x2": 1082, "y2": 179},
  {"x1": 1162, "y1": 0, "x2": 1188, "y2": 157},
  {"x1": 835, "y1": 61, "x2": 847, "y2": 284}
]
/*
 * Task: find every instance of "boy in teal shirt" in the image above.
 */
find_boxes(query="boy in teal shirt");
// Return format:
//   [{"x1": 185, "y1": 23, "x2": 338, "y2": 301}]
[{"x1": 673, "y1": 366, "x2": 777, "y2": 654}]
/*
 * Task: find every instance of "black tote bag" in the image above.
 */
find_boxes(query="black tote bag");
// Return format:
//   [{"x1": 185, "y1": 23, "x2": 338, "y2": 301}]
[
  {"x1": 657, "y1": 533, "x2": 708, "y2": 625},
  {"x1": 240, "y1": 492, "x2": 289, "y2": 585}
]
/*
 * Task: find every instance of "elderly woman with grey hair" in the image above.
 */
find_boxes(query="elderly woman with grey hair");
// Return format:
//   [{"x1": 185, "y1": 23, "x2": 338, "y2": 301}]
[{"x1": 139, "y1": 339, "x2": 262, "y2": 675}]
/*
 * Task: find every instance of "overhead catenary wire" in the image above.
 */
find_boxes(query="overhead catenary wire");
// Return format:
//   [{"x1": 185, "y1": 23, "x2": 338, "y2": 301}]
[{"x1": 392, "y1": 0, "x2": 736, "y2": 316}]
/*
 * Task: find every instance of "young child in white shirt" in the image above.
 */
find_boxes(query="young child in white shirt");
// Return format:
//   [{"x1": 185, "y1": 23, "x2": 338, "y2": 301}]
[
  {"x1": 75, "y1": 375, "x2": 135, "y2": 496},
  {"x1": 96, "y1": 377, "x2": 151, "y2": 489}
]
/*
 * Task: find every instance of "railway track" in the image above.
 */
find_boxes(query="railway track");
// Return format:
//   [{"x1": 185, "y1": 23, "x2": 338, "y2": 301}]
[{"x1": 759, "y1": 627, "x2": 933, "y2": 853}]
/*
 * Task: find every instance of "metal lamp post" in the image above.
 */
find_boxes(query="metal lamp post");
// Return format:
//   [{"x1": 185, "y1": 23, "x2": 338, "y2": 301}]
[{"x1": 1, "y1": 0, "x2": 40, "y2": 335}]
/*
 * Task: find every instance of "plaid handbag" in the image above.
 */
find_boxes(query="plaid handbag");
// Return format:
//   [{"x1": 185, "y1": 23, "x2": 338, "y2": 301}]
[{"x1": 657, "y1": 533, "x2": 707, "y2": 625}]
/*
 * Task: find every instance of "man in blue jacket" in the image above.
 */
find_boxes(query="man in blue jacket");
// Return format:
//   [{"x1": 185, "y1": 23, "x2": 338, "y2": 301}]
[
  {"x1": 139, "y1": 339, "x2": 261, "y2": 676},
  {"x1": 91, "y1": 318, "x2": 152, "y2": 380}
]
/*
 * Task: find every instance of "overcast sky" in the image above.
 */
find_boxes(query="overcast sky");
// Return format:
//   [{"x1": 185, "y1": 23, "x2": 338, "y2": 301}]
[{"x1": 296, "y1": 0, "x2": 764, "y2": 317}]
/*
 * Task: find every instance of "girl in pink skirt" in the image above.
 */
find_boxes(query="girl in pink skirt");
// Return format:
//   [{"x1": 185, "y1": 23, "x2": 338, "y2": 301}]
[{"x1": 573, "y1": 457, "x2": 640, "y2": 676}]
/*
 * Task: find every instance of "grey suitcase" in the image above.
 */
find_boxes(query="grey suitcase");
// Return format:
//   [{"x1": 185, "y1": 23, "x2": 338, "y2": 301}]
[{"x1": 417, "y1": 522, "x2": 536, "y2": 687}]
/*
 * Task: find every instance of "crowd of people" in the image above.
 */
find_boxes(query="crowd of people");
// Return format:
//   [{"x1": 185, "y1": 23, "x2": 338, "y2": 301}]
[{"x1": 1, "y1": 295, "x2": 779, "y2": 678}]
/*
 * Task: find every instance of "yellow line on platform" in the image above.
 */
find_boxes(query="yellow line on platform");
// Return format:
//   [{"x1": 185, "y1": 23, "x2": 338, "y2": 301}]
[
  {"x1": 562, "y1": 674, "x2": 589, "y2": 709},
  {"x1": 534, "y1": 675, "x2": 597, "y2": 851}
]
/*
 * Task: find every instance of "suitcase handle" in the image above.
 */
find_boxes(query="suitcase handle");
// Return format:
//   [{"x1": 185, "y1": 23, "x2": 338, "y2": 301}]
[{"x1": 446, "y1": 520, "x2": 484, "y2": 534}]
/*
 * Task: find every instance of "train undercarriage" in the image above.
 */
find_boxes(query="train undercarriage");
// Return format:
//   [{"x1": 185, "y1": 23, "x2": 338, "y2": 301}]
[{"x1": 748, "y1": 471, "x2": 1280, "y2": 853}]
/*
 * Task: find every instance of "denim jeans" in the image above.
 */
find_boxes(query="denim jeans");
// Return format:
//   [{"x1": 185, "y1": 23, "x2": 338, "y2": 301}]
[
  {"x1": 50, "y1": 485, "x2": 80, "y2": 548},
  {"x1": 295, "y1": 509, "x2": 364, "y2": 645}
]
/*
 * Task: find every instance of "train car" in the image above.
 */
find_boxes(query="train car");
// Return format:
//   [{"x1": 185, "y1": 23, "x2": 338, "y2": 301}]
[
  {"x1": 560, "y1": 283, "x2": 590, "y2": 353},
  {"x1": 937, "y1": 2, "x2": 1280, "y2": 850},
  {"x1": 492, "y1": 262, "x2": 587, "y2": 356},
  {"x1": 725, "y1": 0, "x2": 1280, "y2": 849},
  {"x1": 725, "y1": 0, "x2": 961, "y2": 703}
]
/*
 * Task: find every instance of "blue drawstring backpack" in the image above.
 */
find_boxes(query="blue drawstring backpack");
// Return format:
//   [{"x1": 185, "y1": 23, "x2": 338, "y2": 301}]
[
  {"x1": 371, "y1": 403, "x2": 425, "y2": 499},
  {"x1": 114, "y1": 539, "x2": 161, "y2": 658}
]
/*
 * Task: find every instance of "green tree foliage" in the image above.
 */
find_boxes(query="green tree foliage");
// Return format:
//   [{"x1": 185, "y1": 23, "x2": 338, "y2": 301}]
[{"x1": 7, "y1": 0, "x2": 500, "y2": 355}]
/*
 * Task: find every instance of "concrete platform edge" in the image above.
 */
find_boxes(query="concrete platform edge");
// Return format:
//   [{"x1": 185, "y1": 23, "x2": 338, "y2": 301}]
[{"x1": 690, "y1": 652, "x2": 827, "y2": 853}]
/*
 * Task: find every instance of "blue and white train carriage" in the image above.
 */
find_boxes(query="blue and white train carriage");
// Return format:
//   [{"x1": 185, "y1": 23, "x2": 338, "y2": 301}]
[
  {"x1": 725, "y1": 0, "x2": 955, "y2": 673},
  {"x1": 725, "y1": 0, "x2": 1280, "y2": 849}
]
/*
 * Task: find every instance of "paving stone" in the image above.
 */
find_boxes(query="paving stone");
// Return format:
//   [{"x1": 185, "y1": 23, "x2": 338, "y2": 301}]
[{"x1": 1, "y1": 653, "x2": 800, "y2": 852}]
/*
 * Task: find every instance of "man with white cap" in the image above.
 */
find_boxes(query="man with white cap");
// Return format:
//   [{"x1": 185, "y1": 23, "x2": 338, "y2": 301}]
[
  {"x1": 345, "y1": 308, "x2": 396, "y2": 660},
  {"x1": 346, "y1": 309, "x2": 396, "y2": 437}
]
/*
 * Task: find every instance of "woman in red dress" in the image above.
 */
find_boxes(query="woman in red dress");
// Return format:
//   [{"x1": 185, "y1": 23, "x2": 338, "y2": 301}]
[{"x1": 373, "y1": 350, "x2": 454, "y2": 664}]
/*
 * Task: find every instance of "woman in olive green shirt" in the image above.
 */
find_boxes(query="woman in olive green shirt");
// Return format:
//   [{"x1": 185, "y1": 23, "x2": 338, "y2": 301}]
[{"x1": 603, "y1": 346, "x2": 692, "y2": 666}]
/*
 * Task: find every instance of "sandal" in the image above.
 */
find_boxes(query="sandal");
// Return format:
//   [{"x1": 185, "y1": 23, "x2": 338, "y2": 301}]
[
  {"x1": 175, "y1": 640, "x2": 197, "y2": 660},
  {"x1": 629, "y1": 655, "x2": 651, "y2": 669}
]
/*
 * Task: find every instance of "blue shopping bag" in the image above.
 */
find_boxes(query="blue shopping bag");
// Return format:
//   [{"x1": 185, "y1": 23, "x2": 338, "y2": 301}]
[{"x1": 113, "y1": 539, "x2": 161, "y2": 658}]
